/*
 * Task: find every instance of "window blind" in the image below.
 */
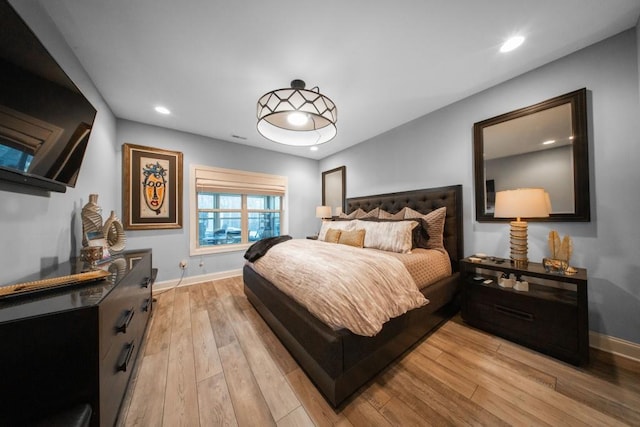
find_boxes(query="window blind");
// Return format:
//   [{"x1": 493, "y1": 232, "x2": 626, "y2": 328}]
[{"x1": 194, "y1": 166, "x2": 286, "y2": 196}]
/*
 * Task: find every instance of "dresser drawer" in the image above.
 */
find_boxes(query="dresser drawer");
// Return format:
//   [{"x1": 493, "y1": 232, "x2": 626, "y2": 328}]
[
  {"x1": 99, "y1": 337, "x2": 141, "y2": 427},
  {"x1": 99, "y1": 256, "x2": 152, "y2": 359}
]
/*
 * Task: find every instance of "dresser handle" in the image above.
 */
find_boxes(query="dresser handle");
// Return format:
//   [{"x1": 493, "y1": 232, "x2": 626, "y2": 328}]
[
  {"x1": 116, "y1": 308, "x2": 135, "y2": 334},
  {"x1": 141, "y1": 277, "x2": 152, "y2": 288},
  {"x1": 142, "y1": 298, "x2": 151, "y2": 312},
  {"x1": 494, "y1": 304, "x2": 534, "y2": 321},
  {"x1": 117, "y1": 342, "x2": 135, "y2": 372}
]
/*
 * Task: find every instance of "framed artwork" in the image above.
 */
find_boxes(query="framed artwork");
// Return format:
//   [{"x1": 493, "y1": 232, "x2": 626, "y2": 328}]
[
  {"x1": 322, "y1": 166, "x2": 346, "y2": 216},
  {"x1": 122, "y1": 143, "x2": 183, "y2": 230}
]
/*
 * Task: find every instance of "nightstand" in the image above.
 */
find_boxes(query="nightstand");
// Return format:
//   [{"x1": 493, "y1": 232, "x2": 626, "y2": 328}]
[{"x1": 460, "y1": 257, "x2": 589, "y2": 365}]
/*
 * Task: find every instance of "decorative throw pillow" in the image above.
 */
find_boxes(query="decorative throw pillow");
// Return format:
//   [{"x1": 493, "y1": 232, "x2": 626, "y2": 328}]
[
  {"x1": 360, "y1": 217, "x2": 429, "y2": 249},
  {"x1": 358, "y1": 207, "x2": 380, "y2": 219},
  {"x1": 378, "y1": 208, "x2": 406, "y2": 220},
  {"x1": 324, "y1": 228, "x2": 342, "y2": 243},
  {"x1": 353, "y1": 219, "x2": 417, "y2": 253},
  {"x1": 318, "y1": 220, "x2": 354, "y2": 241},
  {"x1": 338, "y1": 229, "x2": 366, "y2": 248},
  {"x1": 404, "y1": 207, "x2": 447, "y2": 250},
  {"x1": 338, "y1": 208, "x2": 365, "y2": 219}
]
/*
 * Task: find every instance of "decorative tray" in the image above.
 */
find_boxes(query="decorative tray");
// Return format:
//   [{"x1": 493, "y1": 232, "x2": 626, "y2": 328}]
[{"x1": 0, "y1": 269, "x2": 111, "y2": 299}]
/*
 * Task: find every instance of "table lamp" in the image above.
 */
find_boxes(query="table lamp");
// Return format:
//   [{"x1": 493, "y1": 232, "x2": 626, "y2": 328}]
[
  {"x1": 494, "y1": 188, "x2": 550, "y2": 266},
  {"x1": 315, "y1": 206, "x2": 332, "y2": 221}
]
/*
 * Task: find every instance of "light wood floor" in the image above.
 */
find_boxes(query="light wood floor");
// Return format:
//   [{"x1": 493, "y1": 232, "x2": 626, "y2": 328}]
[{"x1": 118, "y1": 276, "x2": 640, "y2": 426}]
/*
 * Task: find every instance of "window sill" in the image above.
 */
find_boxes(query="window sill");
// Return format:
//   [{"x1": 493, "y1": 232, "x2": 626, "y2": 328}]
[{"x1": 191, "y1": 242, "x2": 251, "y2": 256}]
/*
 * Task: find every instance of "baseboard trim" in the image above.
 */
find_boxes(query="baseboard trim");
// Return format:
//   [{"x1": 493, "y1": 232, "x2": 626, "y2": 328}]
[
  {"x1": 590, "y1": 331, "x2": 640, "y2": 363},
  {"x1": 153, "y1": 269, "x2": 242, "y2": 293}
]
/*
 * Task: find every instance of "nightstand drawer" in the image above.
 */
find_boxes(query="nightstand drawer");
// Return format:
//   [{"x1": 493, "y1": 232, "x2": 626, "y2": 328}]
[{"x1": 464, "y1": 284, "x2": 579, "y2": 356}]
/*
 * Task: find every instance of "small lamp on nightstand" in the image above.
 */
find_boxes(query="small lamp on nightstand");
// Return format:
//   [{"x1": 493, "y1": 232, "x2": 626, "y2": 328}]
[
  {"x1": 315, "y1": 205, "x2": 332, "y2": 221},
  {"x1": 494, "y1": 188, "x2": 551, "y2": 266}
]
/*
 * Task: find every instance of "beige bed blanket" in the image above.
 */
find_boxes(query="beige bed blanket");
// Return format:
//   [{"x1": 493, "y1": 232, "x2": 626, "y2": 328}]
[{"x1": 249, "y1": 239, "x2": 429, "y2": 336}]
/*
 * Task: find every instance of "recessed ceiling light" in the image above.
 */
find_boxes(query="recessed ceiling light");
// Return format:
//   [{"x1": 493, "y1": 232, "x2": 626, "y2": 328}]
[
  {"x1": 500, "y1": 36, "x2": 525, "y2": 53},
  {"x1": 154, "y1": 106, "x2": 171, "y2": 115},
  {"x1": 542, "y1": 139, "x2": 556, "y2": 145},
  {"x1": 310, "y1": 146, "x2": 319, "y2": 151}
]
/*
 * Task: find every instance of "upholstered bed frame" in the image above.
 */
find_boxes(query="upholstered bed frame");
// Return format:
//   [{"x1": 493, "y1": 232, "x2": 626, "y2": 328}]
[{"x1": 243, "y1": 185, "x2": 463, "y2": 407}]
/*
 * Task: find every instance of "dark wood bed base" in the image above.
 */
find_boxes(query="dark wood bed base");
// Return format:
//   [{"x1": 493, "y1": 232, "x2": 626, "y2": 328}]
[{"x1": 243, "y1": 185, "x2": 463, "y2": 407}]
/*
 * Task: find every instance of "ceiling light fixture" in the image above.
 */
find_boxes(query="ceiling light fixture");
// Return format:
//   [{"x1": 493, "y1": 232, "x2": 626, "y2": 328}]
[
  {"x1": 542, "y1": 139, "x2": 556, "y2": 145},
  {"x1": 257, "y1": 79, "x2": 337, "y2": 146},
  {"x1": 500, "y1": 36, "x2": 525, "y2": 53}
]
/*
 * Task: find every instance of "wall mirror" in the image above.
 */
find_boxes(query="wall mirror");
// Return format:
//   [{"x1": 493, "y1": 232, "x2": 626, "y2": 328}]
[
  {"x1": 474, "y1": 88, "x2": 590, "y2": 222},
  {"x1": 322, "y1": 166, "x2": 346, "y2": 216}
]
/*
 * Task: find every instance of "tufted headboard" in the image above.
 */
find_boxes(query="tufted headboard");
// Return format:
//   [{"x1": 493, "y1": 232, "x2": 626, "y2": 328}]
[{"x1": 346, "y1": 185, "x2": 463, "y2": 271}]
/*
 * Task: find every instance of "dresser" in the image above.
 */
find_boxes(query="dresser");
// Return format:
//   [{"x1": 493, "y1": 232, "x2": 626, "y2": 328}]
[{"x1": 0, "y1": 249, "x2": 154, "y2": 426}]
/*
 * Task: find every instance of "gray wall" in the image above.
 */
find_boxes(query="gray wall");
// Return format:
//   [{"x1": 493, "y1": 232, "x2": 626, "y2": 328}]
[
  {"x1": 116, "y1": 120, "x2": 319, "y2": 282},
  {"x1": 1, "y1": 0, "x2": 119, "y2": 284},
  {"x1": 321, "y1": 29, "x2": 640, "y2": 345}
]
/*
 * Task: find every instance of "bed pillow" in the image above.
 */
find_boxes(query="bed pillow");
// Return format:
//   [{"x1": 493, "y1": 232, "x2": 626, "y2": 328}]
[
  {"x1": 404, "y1": 207, "x2": 447, "y2": 250},
  {"x1": 338, "y1": 229, "x2": 366, "y2": 248},
  {"x1": 360, "y1": 217, "x2": 429, "y2": 249},
  {"x1": 353, "y1": 219, "x2": 417, "y2": 253},
  {"x1": 358, "y1": 207, "x2": 380, "y2": 218},
  {"x1": 378, "y1": 208, "x2": 406, "y2": 220},
  {"x1": 324, "y1": 228, "x2": 342, "y2": 243},
  {"x1": 318, "y1": 220, "x2": 354, "y2": 241},
  {"x1": 338, "y1": 208, "x2": 365, "y2": 219}
]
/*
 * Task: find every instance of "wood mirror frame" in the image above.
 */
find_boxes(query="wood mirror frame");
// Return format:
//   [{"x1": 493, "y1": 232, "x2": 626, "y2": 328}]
[
  {"x1": 322, "y1": 166, "x2": 346, "y2": 215},
  {"x1": 474, "y1": 88, "x2": 590, "y2": 222}
]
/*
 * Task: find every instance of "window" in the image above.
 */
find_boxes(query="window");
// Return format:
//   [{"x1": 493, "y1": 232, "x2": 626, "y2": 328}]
[{"x1": 190, "y1": 165, "x2": 287, "y2": 255}]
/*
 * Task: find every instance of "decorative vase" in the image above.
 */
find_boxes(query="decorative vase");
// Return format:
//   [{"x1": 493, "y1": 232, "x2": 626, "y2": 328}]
[
  {"x1": 546, "y1": 230, "x2": 576, "y2": 275},
  {"x1": 103, "y1": 210, "x2": 126, "y2": 253},
  {"x1": 81, "y1": 194, "x2": 103, "y2": 247}
]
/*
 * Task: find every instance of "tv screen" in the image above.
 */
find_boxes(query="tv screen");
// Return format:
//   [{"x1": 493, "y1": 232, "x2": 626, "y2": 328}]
[{"x1": 0, "y1": 0, "x2": 97, "y2": 192}]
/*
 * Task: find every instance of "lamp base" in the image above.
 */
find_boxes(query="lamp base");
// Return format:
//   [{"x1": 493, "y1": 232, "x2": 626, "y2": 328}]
[{"x1": 509, "y1": 220, "x2": 529, "y2": 266}]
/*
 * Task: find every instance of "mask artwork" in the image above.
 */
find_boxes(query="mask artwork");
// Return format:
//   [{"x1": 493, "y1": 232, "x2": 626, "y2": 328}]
[{"x1": 142, "y1": 161, "x2": 167, "y2": 216}]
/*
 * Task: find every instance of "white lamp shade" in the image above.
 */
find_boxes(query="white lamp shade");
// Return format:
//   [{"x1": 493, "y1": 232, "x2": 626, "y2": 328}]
[
  {"x1": 315, "y1": 206, "x2": 332, "y2": 218},
  {"x1": 494, "y1": 188, "x2": 550, "y2": 219}
]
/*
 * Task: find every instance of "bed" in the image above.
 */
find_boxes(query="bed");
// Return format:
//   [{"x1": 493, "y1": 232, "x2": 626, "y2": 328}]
[{"x1": 243, "y1": 184, "x2": 463, "y2": 407}]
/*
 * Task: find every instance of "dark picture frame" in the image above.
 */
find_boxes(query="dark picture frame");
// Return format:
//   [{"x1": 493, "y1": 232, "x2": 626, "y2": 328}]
[
  {"x1": 322, "y1": 166, "x2": 346, "y2": 215},
  {"x1": 122, "y1": 143, "x2": 183, "y2": 230}
]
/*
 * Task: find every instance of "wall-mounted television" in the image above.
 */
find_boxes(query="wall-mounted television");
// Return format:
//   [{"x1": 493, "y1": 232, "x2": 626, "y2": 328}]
[{"x1": 0, "y1": 0, "x2": 97, "y2": 193}]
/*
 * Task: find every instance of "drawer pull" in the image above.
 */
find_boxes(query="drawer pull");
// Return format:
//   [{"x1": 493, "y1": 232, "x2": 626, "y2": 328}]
[
  {"x1": 494, "y1": 304, "x2": 534, "y2": 321},
  {"x1": 116, "y1": 308, "x2": 135, "y2": 334},
  {"x1": 141, "y1": 277, "x2": 152, "y2": 288},
  {"x1": 142, "y1": 298, "x2": 151, "y2": 312},
  {"x1": 117, "y1": 342, "x2": 135, "y2": 372}
]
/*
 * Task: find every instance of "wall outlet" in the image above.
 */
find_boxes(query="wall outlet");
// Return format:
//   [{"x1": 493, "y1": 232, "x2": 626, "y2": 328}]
[{"x1": 179, "y1": 259, "x2": 188, "y2": 269}]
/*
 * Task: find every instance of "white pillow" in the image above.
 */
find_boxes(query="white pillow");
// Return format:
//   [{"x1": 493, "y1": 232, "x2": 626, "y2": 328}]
[
  {"x1": 353, "y1": 219, "x2": 418, "y2": 253},
  {"x1": 318, "y1": 220, "x2": 355, "y2": 241}
]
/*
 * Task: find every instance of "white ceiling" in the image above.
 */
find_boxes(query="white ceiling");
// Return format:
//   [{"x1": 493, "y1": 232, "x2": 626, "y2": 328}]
[{"x1": 39, "y1": 0, "x2": 640, "y2": 160}]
